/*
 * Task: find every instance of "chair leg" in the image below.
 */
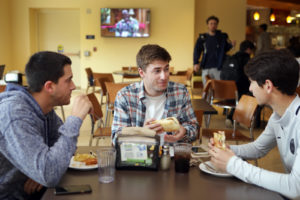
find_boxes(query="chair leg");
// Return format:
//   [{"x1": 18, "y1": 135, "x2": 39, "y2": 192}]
[
  {"x1": 89, "y1": 135, "x2": 93, "y2": 146},
  {"x1": 106, "y1": 111, "x2": 111, "y2": 127},
  {"x1": 204, "y1": 114, "x2": 211, "y2": 128},
  {"x1": 105, "y1": 107, "x2": 109, "y2": 127},
  {"x1": 100, "y1": 93, "x2": 104, "y2": 105}
]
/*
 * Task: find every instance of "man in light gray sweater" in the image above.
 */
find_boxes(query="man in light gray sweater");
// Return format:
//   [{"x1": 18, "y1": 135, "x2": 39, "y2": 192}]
[
  {"x1": 0, "y1": 51, "x2": 92, "y2": 199},
  {"x1": 208, "y1": 49, "x2": 300, "y2": 199}
]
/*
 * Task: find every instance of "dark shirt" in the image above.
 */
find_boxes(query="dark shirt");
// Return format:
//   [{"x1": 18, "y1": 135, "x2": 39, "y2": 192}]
[
  {"x1": 193, "y1": 30, "x2": 232, "y2": 70},
  {"x1": 235, "y1": 51, "x2": 251, "y2": 98},
  {"x1": 204, "y1": 35, "x2": 219, "y2": 68}
]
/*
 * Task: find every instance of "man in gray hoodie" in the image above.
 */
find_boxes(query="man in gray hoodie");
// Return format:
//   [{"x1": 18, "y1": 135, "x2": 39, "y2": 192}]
[{"x1": 0, "y1": 51, "x2": 92, "y2": 199}]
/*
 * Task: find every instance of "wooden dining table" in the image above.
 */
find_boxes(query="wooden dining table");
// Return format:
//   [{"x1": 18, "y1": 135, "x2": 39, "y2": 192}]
[
  {"x1": 42, "y1": 146, "x2": 283, "y2": 200},
  {"x1": 113, "y1": 70, "x2": 140, "y2": 78},
  {"x1": 191, "y1": 99, "x2": 218, "y2": 127}
]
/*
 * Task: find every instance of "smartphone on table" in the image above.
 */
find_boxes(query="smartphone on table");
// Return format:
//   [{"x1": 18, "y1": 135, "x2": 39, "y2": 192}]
[
  {"x1": 191, "y1": 146, "x2": 208, "y2": 154},
  {"x1": 54, "y1": 184, "x2": 92, "y2": 195}
]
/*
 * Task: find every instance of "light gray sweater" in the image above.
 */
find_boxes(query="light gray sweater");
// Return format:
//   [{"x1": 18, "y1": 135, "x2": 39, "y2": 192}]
[
  {"x1": 228, "y1": 95, "x2": 300, "y2": 199},
  {"x1": 0, "y1": 84, "x2": 82, "y2": 199}
]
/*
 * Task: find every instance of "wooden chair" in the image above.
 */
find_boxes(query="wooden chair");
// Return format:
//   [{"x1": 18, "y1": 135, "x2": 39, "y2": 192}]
[
  {"x1": 209, "y1": 79, "x2": 238, "y2": 110},
  {"x1": 85, "y1": 68, "x2": 101, "y2": 93},
  {"x1": 204, "y1": 79, "x2": 238, "y2": 127},
  {"x1": 94, "y1": 74, "x2": 114, "y2": 105},
  {"x1": 87, "y1": 93, "x2": 111, "y2": 146},
  {"x1": 104, "y1": 82, "x2": 130, "y2": 127},
  {"x1": 202, "y1": 95, "x2": 258, "y2": 144}
]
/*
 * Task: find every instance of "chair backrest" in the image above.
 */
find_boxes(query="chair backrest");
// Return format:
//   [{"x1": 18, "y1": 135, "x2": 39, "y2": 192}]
[
  {"x1": 202, "y1": 79, "x2": 212, "y2": 102},
  {"x1": 93, "y1": 73, "x2": 114, "y2": 82},
  {"x1": 233, "y1": 95, "x2": 258, "y2": 128},
  {"x1": 87, "y1": 93, "x2": 103, "y2": 122},
  {"x1": 105, "y1": 82, "x2": 130, "y2": 104},
  {"x1": 95, "y1": 76, "x2": 114, "y2": 96},
  {"x1": 85, "y1": 68, "x2": 94, "y2": 86},
  {"x1": 205, "y1": 74, "x2": 211, "y2": 82},
  {"x1": 211, "y1": 79, "x2": 238, "y2": 100}
]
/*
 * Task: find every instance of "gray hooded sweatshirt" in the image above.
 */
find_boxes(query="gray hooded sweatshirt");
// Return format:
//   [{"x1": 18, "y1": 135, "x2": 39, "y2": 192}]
[{"x1": 0, "y1": 84, "x2": 82, "y2": 199}]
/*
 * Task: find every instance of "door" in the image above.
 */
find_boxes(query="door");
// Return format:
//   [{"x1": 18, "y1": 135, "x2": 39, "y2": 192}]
[{"x1": 37, "y1": 9, "x2": 81, "y2": 87}]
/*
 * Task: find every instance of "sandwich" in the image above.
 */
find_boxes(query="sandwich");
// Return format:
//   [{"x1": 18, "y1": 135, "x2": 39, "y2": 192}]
[
  {"x1": 151, "y1": 117, "x2": 180, "y2": 132},
  {"x1": 213, "y1": 131, "x2": 226, "y2": 150}
]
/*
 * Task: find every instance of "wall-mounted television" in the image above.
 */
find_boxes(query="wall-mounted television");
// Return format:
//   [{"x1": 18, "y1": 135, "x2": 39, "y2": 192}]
[{"x1": 101, "y1": 8, "x2": 150, "y2": 38}]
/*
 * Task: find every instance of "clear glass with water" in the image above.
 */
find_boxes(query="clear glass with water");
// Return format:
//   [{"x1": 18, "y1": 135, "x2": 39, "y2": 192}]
[{"x1": 97, "y1": 147, "x2": 116, "y2": 183}]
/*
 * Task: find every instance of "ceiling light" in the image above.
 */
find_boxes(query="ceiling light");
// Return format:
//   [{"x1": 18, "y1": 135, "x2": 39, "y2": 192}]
[
  {"x1": 270, "y1": 13, "x2": 276, "y2": 22},
  {"x1": 253, "y1": 11, "x2": 260, "y2": 21},
  {"x1": 286, "y1": 15, "x2": 294, "y2": 23}
]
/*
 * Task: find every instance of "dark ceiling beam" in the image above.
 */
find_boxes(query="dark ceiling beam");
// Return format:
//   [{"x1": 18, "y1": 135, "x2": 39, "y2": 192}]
[{"x1": 247, "y1": 0, "x2": 300, "y2": 10}]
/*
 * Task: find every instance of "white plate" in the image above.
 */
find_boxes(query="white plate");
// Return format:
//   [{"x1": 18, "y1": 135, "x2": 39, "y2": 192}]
[
  {"x1": 69, "y1": 156, "x2": 98, "y2": 171},
  {"x1": 199, "y1": 161, "x2": 232, "y2": 177}
]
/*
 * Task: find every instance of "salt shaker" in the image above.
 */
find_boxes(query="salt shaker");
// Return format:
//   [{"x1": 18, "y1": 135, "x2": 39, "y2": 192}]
[{"x1": 160, "y1": 145, "x2": 171, "y2": 170}]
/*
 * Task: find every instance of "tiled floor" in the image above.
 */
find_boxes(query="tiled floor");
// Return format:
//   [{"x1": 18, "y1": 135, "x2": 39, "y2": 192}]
[{"x1": 56, "y1": 88, "x2": 284, "y2": 173}]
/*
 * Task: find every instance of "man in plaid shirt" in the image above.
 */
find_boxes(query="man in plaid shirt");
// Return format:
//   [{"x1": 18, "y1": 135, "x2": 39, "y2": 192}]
[{"x1": 112, "y1": 44, "x2": 199, "y2": 145}]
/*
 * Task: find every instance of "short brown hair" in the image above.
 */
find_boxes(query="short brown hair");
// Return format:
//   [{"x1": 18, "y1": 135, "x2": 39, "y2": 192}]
[
  {"x1": 136, "y1": 44, "x2": 171, "y2": 71},
  {"x1": 206, "y1": 15, "x2": 219, "y2": 24}
]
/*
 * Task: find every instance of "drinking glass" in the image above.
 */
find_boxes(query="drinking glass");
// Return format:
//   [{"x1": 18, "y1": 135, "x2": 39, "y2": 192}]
[
  {"x1": 174, "y1": 143, "x2": 192, "y2": 173},
  {"x1": 97, "y1": 147, "x2": 116, "y2": 183}
]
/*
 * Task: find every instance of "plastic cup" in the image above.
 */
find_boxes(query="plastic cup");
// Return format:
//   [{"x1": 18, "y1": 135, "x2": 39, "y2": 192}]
[
  {"x1": 174, "y1": 143, "x2": 192, "y2": 173},
  {"x1": 97, "y1": 147, "x2": 116, "y2": 183}
]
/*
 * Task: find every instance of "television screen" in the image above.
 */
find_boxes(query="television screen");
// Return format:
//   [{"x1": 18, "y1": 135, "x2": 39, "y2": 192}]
[{"x1": 101, "y1": 8, "x2": 150, "y2": 38}]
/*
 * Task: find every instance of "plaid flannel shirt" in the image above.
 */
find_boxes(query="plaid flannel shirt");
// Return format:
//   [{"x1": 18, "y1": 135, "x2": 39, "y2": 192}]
[{"x1": 111, "y1": 81, "x2": 199, "y2": 144}]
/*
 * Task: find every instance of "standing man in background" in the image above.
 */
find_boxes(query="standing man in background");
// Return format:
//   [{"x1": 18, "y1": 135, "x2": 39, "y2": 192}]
[
  {"x1": 193, "y1": 15, "x2": 236, "y2": 85},
  {"x1": 256, "y1": 24, "x2": 272, "y2": 55}
]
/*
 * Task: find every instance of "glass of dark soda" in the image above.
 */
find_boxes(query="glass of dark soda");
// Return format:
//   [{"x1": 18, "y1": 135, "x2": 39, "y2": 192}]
[{"x1": 174, "y1": 143, "x2": 192, "y2": 173}]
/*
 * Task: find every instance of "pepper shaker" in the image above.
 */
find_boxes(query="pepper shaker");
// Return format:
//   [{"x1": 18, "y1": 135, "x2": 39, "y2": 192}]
[{"x1": 160, "y1": 145, "x2": 171, "y2": 170}]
